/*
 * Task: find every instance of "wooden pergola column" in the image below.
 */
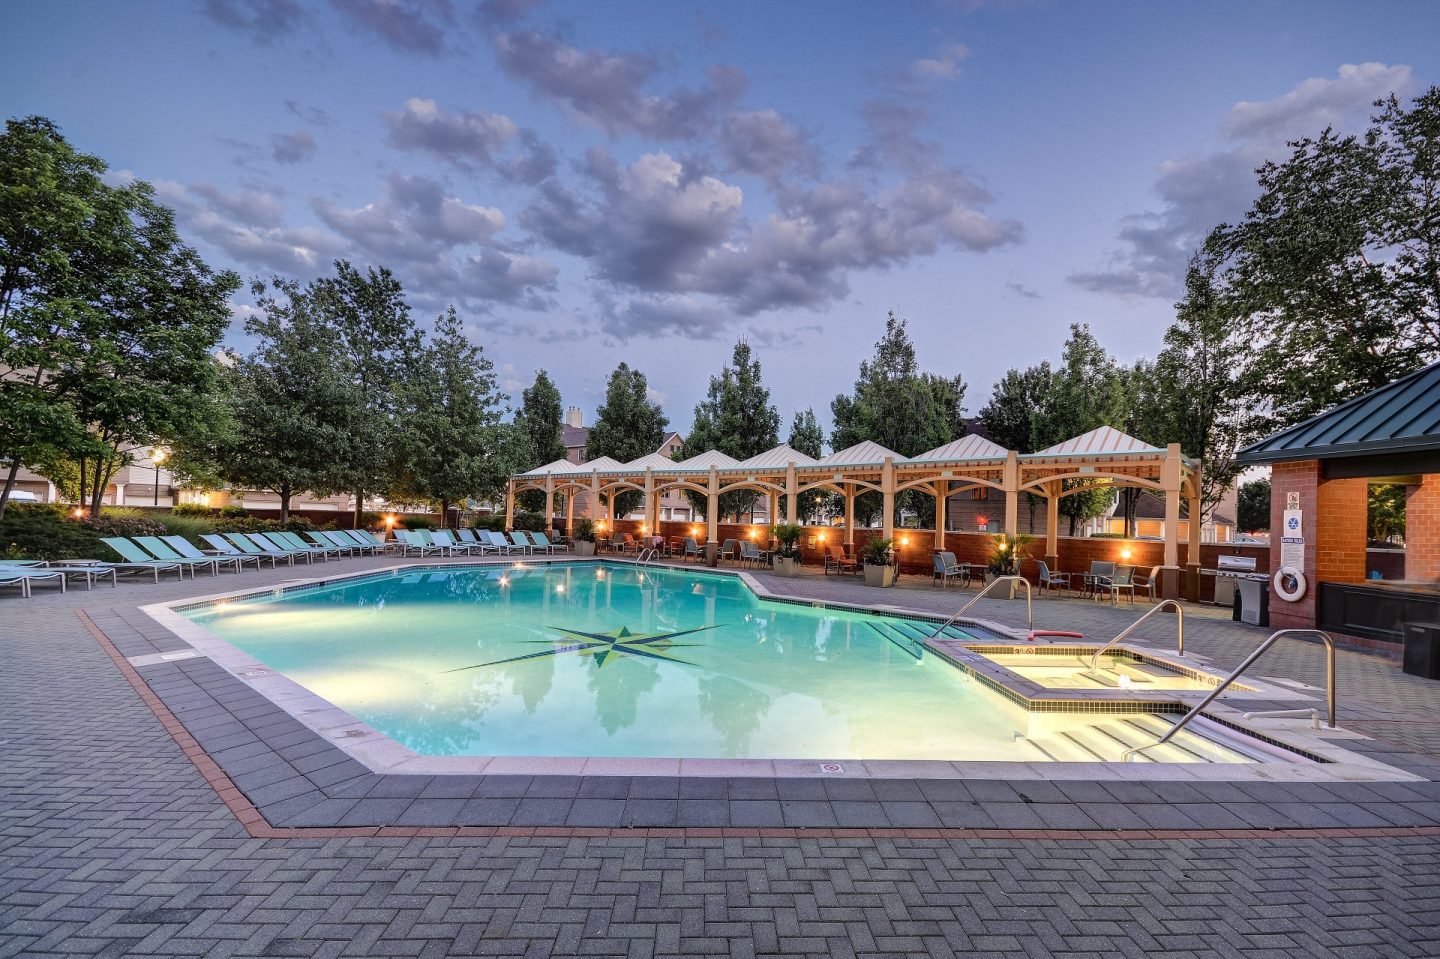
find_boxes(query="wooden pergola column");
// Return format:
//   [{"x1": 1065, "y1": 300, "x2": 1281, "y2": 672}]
[
  {"x1": 706, "y1": 465, "x2": 719, "y2": 565},
  {"x1": 785, "y1": 463, "x2": 798, "y2": 525},
  {"x1": 1186, "y1": 466, "x2": 1204, "y2": 600},
  {"x1": 1002, "y1": 450, "x2": 1020, "y2": 536},
  {"x1": 1045, "y1": 480, "x2": 1060, "y2": 571},
  {"x1": 844, "y1": 484, "x2": 855, "y2": 548},
  {"x1": 881, "y1": 457, "x2": 895, "y2": 542},
  {"x1": 643, "y1": 467, "x2": 654, "y2": 537},
  {"x1": 1161, "y1": 442, "x2": 1183, "y2": 599},
  {"x1": 543, "y1": 475, "x2": 554, "y2": 533},
  {"x1": 932, "y1": 480, "x2": 947, "y2": 552},
  {"x1": 565, "y1": 489, "x2": 574, "y2": 537},
  {"x1": 504, "y1": 479, "x2": 514, "y2": 531}
]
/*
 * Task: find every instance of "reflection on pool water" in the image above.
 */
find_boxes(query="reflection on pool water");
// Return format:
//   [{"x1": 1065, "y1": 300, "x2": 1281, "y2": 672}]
[{"x1": 183, "y1": 562, "x2": 1262, "y2": 763}]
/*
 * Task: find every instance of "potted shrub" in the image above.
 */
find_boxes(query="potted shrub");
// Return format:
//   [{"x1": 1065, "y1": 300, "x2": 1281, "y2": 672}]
[
  {"x1": 771, "y1": 523, "x2": 803, "y2": 576},
  {"x1": 986, "y1": 532, "x2": 1035, "y2": 597},
  {"x1": 862, "y1": 537, "x2": 896, "y2": 588},
  {"x1": 573, "y1": 517, "x2": 597, "y2": 556}
]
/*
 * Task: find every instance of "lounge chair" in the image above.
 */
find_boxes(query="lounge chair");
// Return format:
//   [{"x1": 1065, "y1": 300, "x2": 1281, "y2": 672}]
[
  {"x1": 134, "y1": 535, "x2": 238, "y2": 575},
  {"x1": 299, "y1": 531, "x2": 354, "y2": 556},
  {"x1": 337, "y1": 529, "x2": 388, "y2": 555},
  {"x1": 237, "y1": 532, "x2": 315, "y2": 564},
  {"x1": 454, "y1": 528, "x2": 492, "y2": 553},
  {"x1": 933, "y1": 551, "x2": 967, "y2": 588},
  {"x1": 431, "y1": 529, "x2": 482, "y2": 555},
  {"x1": 396, "y1": 530, "x2": 445, "y2": 557},
  {"x1": 202, "y1": 534, "x2": 287, "y2": 568},
  {"x1": 101, "y1": 537, "x2": 195, "y2": 580},
  {"x1": 0, "y1": 564, "x2": 68, "y2": 596},
  {"x1": 224, "y1": 532, "x2": 309, "y2": 564},
  {"x1": 265, "y1": 531, "x2": 339, "y2": 560},
  {"x1": 508, "y1": 531, "x2": 535, "y2": 554},
  {"x1": 1036, "y1": 560, "x2": 1071, "y2": 596},
  {"x1": 530, "y1": 532, "x2": 569, "y2": 553},
  {"x1": 823, "y1": 545, "x2": 860, "y2": 576},
  {"x1": 164, "y1": 535, "x2": 262, "y2": 572},
  {"x1": 482, "y1": 530, "x2": 524, "y2": 554}
]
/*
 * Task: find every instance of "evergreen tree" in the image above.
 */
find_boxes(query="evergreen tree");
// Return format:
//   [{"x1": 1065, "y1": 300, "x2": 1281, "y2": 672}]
[
  {"x1": 513, "y1": 369, "x2": 566, "y2": 512},
  {"x1": 977, "y1": 364, "x2": 1054, "y2": 532},
  {"x1": 586, "y1": 363, "x2": 668, "y2": 517},
  {"x1": 678, "y1": 339, "x2": 780, "y2": 519},
  {"x1": 390, "y1": 307, "x2": 512, "y2": 522},
  {"x1": 787, "y1": 408, "x2": 827, "y2": 523}
]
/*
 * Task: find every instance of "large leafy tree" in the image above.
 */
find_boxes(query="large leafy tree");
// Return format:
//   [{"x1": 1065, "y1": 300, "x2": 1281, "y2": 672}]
[
  {"x1": 1236, "y1": 477, "x2": 1270, "y2": 533},
  {"x1": 677, "y1": 339, "x2": 780, "y2": 519},
  {"x1": 513, "y1": 369, "x2": 566, "y2": 513},
  {"x1": 0, "y1": 116, "x2": 239, "y2": 516},
  {"x1": 1208, "y1": 86, "x2": 1440, "y2": 433},
  {"x1": 977, "y1": 363, "x2": 1054, "y2": 532},
  {"x1": 586, "y1": 363, "x2": 668, "y2": 517},
  {"x1": 830, "y1": 312, "x2": 966, "y2": 527},
  {"x1": 787, "y1": 408, "x2": 828, "y2": 523},
  {"x1": 308, "y1": 260, "x2": 422, "y2": 527},
  {"x1": 195, "y1": 278, "x2": 366, "y2": 521},
  {"x1": 390, "y1": 307, "x2": 511, "y2": 521}
]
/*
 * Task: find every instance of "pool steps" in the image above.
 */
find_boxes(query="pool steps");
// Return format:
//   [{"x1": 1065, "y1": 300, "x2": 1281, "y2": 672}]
[{"x1": 1019, "y1": 713, "x2": 1258, "y2": 764}]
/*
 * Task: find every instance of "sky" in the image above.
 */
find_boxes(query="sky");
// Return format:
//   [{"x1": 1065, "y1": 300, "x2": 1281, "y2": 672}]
[{"x1": 4, "y1": 0, "x2": 1438, "y2": 447}]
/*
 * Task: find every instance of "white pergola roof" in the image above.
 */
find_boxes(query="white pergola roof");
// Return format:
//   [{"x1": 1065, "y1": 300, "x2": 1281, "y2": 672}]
[
  {"x1": 521, "y1": 458, "x2": 580, "y2": 476},
  {"x1": 581, "y1": 456, "x2": 624, "y2": 472},
  {"x1": 1035, "y1": 426, "x2": 1161, "y2": 456},
  {"x1": 735, "y1": 444, "x2": 819, "y2": 469},
  {"x1": 674, "y1": 449, "x2": 739, "y2": 470},
  {"x1": 623, "y1": 452, "x2": 682, "y2": 471},
  {"x1": 816, "y1": 440, "x2": 906, "y2": 468},
  {"x1": 910, "y1": 434, "x2": 1008, "y2": 463}
]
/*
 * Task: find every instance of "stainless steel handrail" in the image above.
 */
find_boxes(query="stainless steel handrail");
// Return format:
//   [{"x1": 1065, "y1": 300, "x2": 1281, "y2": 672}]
[
  {"x1": 1122, "y1": 628, "x2": 1337, "y2": 761},
  {"x1": 1087, "y1": 600, "x2": 1185, "y2": 672},
  {"x1": 926, "y1": 575, "x2": 1032, "y2": 639}
]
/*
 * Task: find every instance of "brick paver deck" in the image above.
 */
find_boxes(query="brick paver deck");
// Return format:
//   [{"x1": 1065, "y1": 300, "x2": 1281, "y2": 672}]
[{"x1": 5, "y1": 555, "x2": 1440, "y2": 957}]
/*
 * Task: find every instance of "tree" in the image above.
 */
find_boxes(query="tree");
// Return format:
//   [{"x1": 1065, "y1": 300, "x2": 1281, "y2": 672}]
[
  {"x1": 586, "y1": 363, "x2": 668, "y2": 517},
  {"x1": 1368, "y1": 483, "x2": 1406, "y2": 544},
  {"x1": 978, "y1": 363, "x2": 1053, "y2": 532},
  {"x1": 677, "y1": 339, "x2": 780, "y2": 520},
  {"x1": 1236, "y1": 477, "x2": 1271, "y2": 533},
  {"x1": 513, "y1": 369, "x2": 566, "y2": 513},
  {"x1": 309, "y1": 260, "x2": 422, "y2": 527},
  {"x1": 196, "y1": 278, "x2": 366, "y2": 521},
  {"x1": 0, "y1": 117, "x2": 239, "y2": 516},
  {"x1": 390, "y1": 307, "x2": 512, "y2": 522},
  {"x1": 1208, "y1": 86, "x2": 1440, "y2": 434},
  {"x1": 787, "y1": 408, "x2": 829, "y2": 523},
  {"x1": 1131, "y1": 254, "x2": 1249, "y2": 521},
  {"x1": 830, "y1": 312, "x2": 966, "y2": 527}
]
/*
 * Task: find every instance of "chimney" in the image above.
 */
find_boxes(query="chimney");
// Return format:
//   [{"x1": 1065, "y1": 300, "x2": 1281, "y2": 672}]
[{"x1": 565, "y1": 406, "x2": 583, "y2": 428}]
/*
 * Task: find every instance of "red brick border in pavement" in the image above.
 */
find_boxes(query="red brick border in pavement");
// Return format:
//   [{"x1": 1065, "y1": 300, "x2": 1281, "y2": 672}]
[{"x1": 80, "y1": 608, "x2": 1440, "y2": 843}]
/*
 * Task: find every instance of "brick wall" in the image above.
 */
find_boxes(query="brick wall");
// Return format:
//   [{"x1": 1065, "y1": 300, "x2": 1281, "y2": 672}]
[{"x1": 1406, "y1": 475, "x2": 1440, "y2": 580}]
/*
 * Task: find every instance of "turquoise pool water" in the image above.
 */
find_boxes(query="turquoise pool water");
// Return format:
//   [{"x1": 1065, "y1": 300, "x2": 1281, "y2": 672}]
[{"x1": 181, "y1": 562, "x2": 1254, "y2": 763}]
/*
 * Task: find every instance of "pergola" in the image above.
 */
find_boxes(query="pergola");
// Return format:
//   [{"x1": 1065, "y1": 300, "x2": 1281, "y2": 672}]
[{"x1": 508, "y1": 426, "x2": 1202, "y2": 589}]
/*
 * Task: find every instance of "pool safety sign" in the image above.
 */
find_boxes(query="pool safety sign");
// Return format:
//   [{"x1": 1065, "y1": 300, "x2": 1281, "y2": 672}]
[{"x1": 1281, "y1": 508, "x2": 1304, "y2": 569}]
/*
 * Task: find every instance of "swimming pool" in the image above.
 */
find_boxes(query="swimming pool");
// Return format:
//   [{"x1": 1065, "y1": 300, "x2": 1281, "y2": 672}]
[{"x1": 181, "y1": 561, "x2": 1264, "y2": 764}]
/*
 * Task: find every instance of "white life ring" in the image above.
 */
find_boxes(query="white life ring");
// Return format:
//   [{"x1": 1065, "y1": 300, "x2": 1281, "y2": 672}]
[{"x1": 1273, "y1": 566, "x2": 1307, "y2": 602}]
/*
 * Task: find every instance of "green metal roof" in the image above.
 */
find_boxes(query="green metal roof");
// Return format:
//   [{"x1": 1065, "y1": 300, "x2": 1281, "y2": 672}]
[{"x1": 1236, "y1": 361, "x2": 1440, "y2": 464}]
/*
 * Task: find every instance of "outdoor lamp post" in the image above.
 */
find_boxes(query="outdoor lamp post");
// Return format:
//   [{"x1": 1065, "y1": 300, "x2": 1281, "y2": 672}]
[{"x1": 151, "y1": 447, "x2": 168, "y2": 506}]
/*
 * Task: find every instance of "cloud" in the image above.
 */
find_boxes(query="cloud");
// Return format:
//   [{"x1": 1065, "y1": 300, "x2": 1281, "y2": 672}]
[
  {"x1": 329, "y1": 0, "x2": 455, "y2": 55},
  {"x1": 476, "y1": 0, "x2": 537, "y2": 25},
  {"x1": 271, "y1": 130, "x2": 318, "y2": 164},
  {"x1": 912, "y1": 42, "x2": 970, "y2": 79},
  {"x1": 314, "y1": 172, "x2": 506, "y2": 262},
  {"x1": 151, "y1": 179, "x2": 338, "y2": 274},
  {"x1": 493, "y1": 29, "x2": 747, "y2": 139},
  {"x1": 1070, "y1": 62, "x2": 1413, "y2": 299},
  {"x1": 285, "y1": 100, "x2": 332, "y2": 126},
  {"x1": 384, "y1": 97, "x2": 517, "y2": 164},
  {"x1": 716, "y1": 109, "x2": 818, "y2": 179},
  {"x1": 203, "y1": 0, "x2": 303, "y2": 41},
  {"x1": 1005, "y1": 281, "x2": 1041, "y2": 299}
]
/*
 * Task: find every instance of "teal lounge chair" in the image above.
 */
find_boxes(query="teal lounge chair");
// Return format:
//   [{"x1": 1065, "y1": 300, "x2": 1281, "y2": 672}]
[
  {"x1": 264, "y1": 531, "x2": 337, "y2": 560},
  {"x1": 134, "y1": 535, "x2": 234, "y2": 576},
  {"x1": 100, "y1": 537, "x2": 191, "y2": 580},
  {"x1": 0, "y1": 564, "x2": 68, "y2": 597},
  {"x1": 396, "y1": 530, "x2": 444, "y2": 557},
  {"x1": 431, "y1": 529, "x2": 484, "y2": 555},
  {"x1": 508, "y1": 531, "x2": 535, "y2": 553},
  {"x1": 235, "y1": 532, "x2": 314, "y2": 563},
  {"x1": 202, "y1": 534, "x2": 286, "y2": 568},
  {"x1": 530, "y1": 532, "x2": 569, "y2": 553},
  {"x1": 164, "y1": 535, "x2": 262, "y2": 572},
  {"x1": 222, "y1": 533, "x2": 306, "y2": 564},
  {"x1": 331, "y1": 529, "x2": 384, "y2": 555},
  {"x1": 483, "y1": 530, "x2": 523, "y2": 554},
  {"x1": 314, "y1": 531, "x2": 365, "y2": 555}
]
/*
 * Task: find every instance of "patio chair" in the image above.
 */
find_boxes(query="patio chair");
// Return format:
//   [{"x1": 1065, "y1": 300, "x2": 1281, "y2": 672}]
[
  {"x1": 933, "y1": 551, "x2": 966, "y2": 588},
  {"x1": 507, "y1": 531, "x2": 537, "y2": 553},
  {"x1": 163, "y1": 535, "x2": 262, "y2": 572},
  {"x1": 338, "y1": 529, "x2": 389, "y2": 554},
  {"x1": 238, "y1": 532, "x2": 316, "y2": 564},
  {"x1": 134, "y1": 535, "x2": 239, "y2": 575},
  {"x1": 683, "y1": 537, "x2": 702, "y2": 561},
  {"x1": 1086, "y1": 561, "x2": 1115, "y2": 600},
  {"x1": 426, "y1": 529, "x2": 468, "y2": 555},
  {"x1": 1095, "y1": 565, "x2": 1137, "y2": 605},
  {"x1": 0, "y1": 564, "x2": 69, "y2": 596},
  {"x1": 455, "y1": 528, "x2": 496, "y2": 553},
  {"x1": 717, "y1": 539, "x2": 738, "y2": 564},
  {"x1": 531, "y1": 532, "x2": 570, "y2": 553},
  {"x1": 1036, "y1": 560, "x2": 1072, "y2": 596},
  {"x1": 483, "y1": 530, "x2": 524, "y2": 554},
  {"x1": 739, "y1": 540, "x2": 764, "y2": 567},
  {"x1": 823, "y1": 544, "x2": 860, "y2": 576},
  {"x1": 267, "y1": 531, "x2": 342, "y2": 559},
  {"x1": 102, "y1": 537, "x2": 200, "y2": 579},
  {"x1": 1133, "y1": 565, "x2": 1162, "y2": 602},
  {"x1": 300, "y1": 531, "x2": 356, "y2": 556},
  {"x1": 202, "y1": 533, "x2": 288, "y2": 568}
]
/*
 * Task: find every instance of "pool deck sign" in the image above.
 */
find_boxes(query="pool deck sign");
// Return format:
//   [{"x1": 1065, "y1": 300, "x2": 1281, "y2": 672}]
[{"x1": 1281, "y1": 508, "x2": 1305, "y2": 568}]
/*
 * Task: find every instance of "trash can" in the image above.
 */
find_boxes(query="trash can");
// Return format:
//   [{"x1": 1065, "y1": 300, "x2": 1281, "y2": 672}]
[
  {"x1": 1233, "y1": 578, "x2": 1269, "y2": 627},
  {"x1": 1403, "y1": 623, "x2": 1440, "y2": 680}
]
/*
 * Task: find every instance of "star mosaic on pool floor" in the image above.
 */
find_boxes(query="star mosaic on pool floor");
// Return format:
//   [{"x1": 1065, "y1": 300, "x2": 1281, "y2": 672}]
[{"x1": 445, "y1": 623, "x2": 719, "y2": 672}]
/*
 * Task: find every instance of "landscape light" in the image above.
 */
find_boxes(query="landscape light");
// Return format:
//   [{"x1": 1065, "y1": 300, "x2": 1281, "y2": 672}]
[{"x1": 1120, "y1": 548, "x2": 1132, "y2": 560}]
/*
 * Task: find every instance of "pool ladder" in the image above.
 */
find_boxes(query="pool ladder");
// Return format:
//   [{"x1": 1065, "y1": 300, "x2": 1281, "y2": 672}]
[
  {"x1": 635, "y1": 547, "x2": 662, "y2": 564},
  {"x1": 1122, "y1": 628, "x2": 1337, "y2": 762},
  {"x1": 925, "y1": 575, "x2": 1032, "y2": 640},
  {"x1": 1087, "y1": 600, "x2": 1186, "y2": 672}
]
